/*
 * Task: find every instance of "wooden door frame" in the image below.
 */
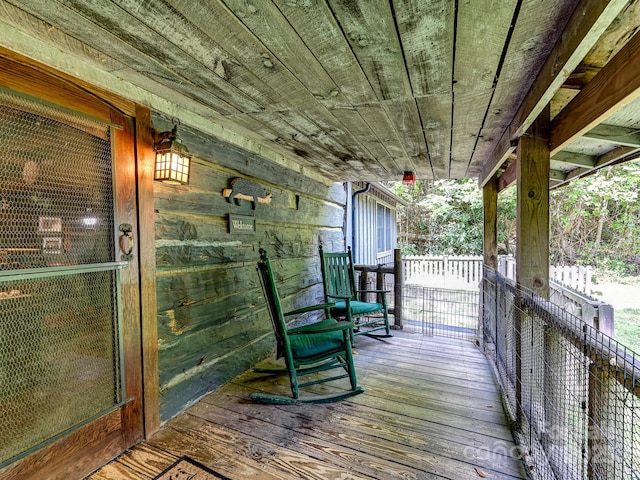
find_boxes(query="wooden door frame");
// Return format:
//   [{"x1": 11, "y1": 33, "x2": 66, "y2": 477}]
[{"x1": 0, "y1": 53, "x2": 158, "y2": 479}]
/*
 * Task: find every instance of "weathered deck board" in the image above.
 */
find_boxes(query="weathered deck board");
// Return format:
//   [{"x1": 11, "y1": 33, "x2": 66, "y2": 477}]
[{"x1": 87, "y1": 332, "x2": 526, "y2": 480}]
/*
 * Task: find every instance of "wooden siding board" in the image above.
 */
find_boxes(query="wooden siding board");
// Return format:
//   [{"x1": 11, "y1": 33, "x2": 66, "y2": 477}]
[
  {"x1": 395, "y1": 0, "x2": 455, "y2": 178},
  {"x1": 152, "y1": 114, "x2": 345, "y2": 203},
  {"x1": 450, "y1": 0, "x2": 519, "y2": 178},
  {"x1": 166, "y1": 0, "x2": 377, "y2": 166},
  {"x1": 153, "y1": 191, "x2": 343, "y2": 232},
  {"x1": 469, "y1": 0, "x2": 580, "y2": 177},
  {"x1": 271, "y1": 0, "x2": 376, "y2": 106},
  {"x1": 9, "y1": 0, "x2": 253, "y2": 115},
  {"x1": 159, "y1": 338, "x2": 273, "y2": 421}
]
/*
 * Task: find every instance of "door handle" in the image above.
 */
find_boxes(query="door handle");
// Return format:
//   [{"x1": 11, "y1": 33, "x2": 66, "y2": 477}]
[{"x1": 119, "y1": 223, "x2": 134, "y2": 261}]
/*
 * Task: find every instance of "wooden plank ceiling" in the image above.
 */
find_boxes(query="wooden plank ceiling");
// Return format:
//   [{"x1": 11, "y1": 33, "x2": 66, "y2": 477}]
[{"x1": 1, "y1": 0, "x2": 640, "y2": 186}]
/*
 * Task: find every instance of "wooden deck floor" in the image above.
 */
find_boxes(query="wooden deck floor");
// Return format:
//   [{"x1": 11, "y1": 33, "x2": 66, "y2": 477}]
[{"x1": 88, "y1": 331, "x2": 527, "y2": 480}]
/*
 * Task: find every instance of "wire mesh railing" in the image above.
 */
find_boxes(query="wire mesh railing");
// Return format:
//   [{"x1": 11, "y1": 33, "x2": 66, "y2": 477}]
[
  {"x1": 355, "y1": 271, "x2": 480, "y2": 341},
  {"x1": 397, "y1": 284, "x2": 479, "y2": 340},
  {"x1": 481, "y1": 266, "x2": 640, "y2": 480}
]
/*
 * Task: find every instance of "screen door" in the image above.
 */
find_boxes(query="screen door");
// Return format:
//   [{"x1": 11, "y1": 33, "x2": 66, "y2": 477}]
[{"x1": 0, "y1": 88, "x2": 126, "y2": 467}]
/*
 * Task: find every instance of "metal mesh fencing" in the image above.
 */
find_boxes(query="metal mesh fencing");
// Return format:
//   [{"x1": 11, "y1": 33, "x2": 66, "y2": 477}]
[
  {"x1": 482, "y1": 266, "x2": 640, "y2": 480},
  {"x1": 399, "y1": 284, "x2": 479, "y2": 340},
  {"x1": 0, "y1": 271, "x2": 121, "y2": 464},
  {"x1": 355, "y1": 272, "x2": 479, "y2": 341},
  {"x1": 0, "y1": 89, "x2": 115, "y2": 266},
  {"x1": 0, "y1": 89, "x2": 122, "y2": 466}
]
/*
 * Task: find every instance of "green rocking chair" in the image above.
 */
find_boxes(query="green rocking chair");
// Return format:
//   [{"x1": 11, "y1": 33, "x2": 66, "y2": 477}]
[
  {"x1": 319, "y1": 245, "x2": 392, "y2": 340},
  {"x1": 250, "y1": 249, "x2": 364, "y2": 405}
]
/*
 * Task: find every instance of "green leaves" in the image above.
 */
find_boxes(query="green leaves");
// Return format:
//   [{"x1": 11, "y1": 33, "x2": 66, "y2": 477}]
[{"x1": 386, "y1": 158, "x2": 640, "y2": 275}]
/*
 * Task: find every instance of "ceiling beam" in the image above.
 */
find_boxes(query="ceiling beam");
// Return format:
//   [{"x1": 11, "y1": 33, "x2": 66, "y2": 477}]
[
  {"x1": 582, "y1": 124, "x2": 640, "y2": 148},
  {"x1": 497, "y1": 155, "x2": 517, "y2": 193},
  {"x1": 551, "y1": 30, "x2": 640, "y2": 154},
  {"x1": 551, "y1": 151, "x2": 597, "y2": 168},
  {"x1": 552, "y1": 146, "x2": 640, "y2": 188},
  {"x1": 479, "y1": 0, "x2": 628, "y2": 186},
  {"x1": 498, "y1": 146, "x2": 629, "y2": 193},
  {"x1": 549, "y1": 169, "x2": 567, "y2": 182}
]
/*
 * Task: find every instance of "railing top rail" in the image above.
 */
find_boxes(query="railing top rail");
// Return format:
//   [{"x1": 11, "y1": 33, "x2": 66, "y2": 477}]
[{"x1": 549, "y1": 279, "x2": 599, "y2": 303}]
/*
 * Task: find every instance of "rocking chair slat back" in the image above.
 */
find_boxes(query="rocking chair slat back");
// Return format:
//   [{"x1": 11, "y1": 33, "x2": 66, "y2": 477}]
[
  {"x1": 256, "y1": 251, "x2": 288, "y2": 359},
  {"x1": 323, "y1": 253, "x2": 355, "y2": 299},
  {"x1": 319, "y1": 245, "x2": 392, "y2": 339}
]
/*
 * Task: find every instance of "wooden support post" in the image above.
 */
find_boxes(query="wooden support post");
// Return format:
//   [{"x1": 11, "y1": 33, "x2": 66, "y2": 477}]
[
  {"x1": 481, "y1": 177, "x2": 499, "y2": 348},
  {"x1": 135, "y1": 104, "x2": 161, "y2": 438},
  {"x1": 359, "y1": 269, "x2": 368, "y2": 302},
  {"x1": 587, "y1": 359, "x2": 597, "y2": 480},
  {"x1": 514, "y1": 105, "x2": 550, "y2": 428},
  {"x1": 596, "y1": 303, "x2": 614, "y2": 337},
  {"x1": 516, "y1": 105, "x2": 550, "y2": 298},
  {"x1": 393, "y1": 248, "x2": 403, "y2": 330},
  {"x1": 376, "y1": 268, "x2": 384, "y2": 304},
  {"x1": 483, "y1": 176, "x2": 498, "y2": 270}
]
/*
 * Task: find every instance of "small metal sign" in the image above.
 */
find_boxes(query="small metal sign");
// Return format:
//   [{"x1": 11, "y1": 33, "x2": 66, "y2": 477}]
[{"x1": 229, "y1": 214, "x2": 256, "y2": 234}]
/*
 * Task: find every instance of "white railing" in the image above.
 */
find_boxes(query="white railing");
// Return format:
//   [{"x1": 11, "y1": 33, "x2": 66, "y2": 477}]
[
  {"x1": 498, "y1": 254, "x2": 592, "y2": 294},
  {"x1": 403, "y1": 255, "x2": 483, "y2": 290},
  {"x1": 404, "y1": 254, "x2": 592, "y2": 295}
]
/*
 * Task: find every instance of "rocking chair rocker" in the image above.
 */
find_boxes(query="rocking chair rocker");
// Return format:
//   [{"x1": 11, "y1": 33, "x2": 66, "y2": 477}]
[
  {"x1": 319, "y1": 245, "x2": 392, "y2": 340},
  {"x1": 250, "y1": 249, "x2": 364, "y2": 405}
]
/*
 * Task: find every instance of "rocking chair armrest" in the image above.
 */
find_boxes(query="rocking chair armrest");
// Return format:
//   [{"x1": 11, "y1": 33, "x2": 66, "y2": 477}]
[
  {"x1": 284, "y1": 302, "x2": 336, "y2": 317},
  {"x1": 288, "y1": 319, "x2": 355, "y2": 335}
]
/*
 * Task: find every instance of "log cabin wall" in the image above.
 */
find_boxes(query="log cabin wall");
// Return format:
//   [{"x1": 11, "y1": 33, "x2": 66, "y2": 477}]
[{"x1": 151, "y1": 114, "x2": 346, "y2": 421}]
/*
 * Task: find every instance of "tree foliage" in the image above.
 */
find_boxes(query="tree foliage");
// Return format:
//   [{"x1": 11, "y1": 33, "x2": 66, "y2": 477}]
[
  {"x1": 393, "y1": 178, "x2": 483, "y2": 255},
  {"x1": 389, "y1": 159, "x2": 640, "y2": 274}
]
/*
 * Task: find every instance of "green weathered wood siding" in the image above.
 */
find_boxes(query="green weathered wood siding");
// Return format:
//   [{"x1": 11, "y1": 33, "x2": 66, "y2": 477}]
[{"x1": 152, "y1": 115, "x2": 346, "y2": 421}]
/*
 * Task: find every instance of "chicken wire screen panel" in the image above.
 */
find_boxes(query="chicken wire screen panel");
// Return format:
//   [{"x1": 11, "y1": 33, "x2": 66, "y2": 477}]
[
  {"x1": 0, "y1": 271, "x2": 121, "y2": 465},
  {"x1": 0, "y1": 90, "x2": 115, "y2": 267},
  {"x1": 0, "y1": 89, "x2": 122, "y2": 465}
]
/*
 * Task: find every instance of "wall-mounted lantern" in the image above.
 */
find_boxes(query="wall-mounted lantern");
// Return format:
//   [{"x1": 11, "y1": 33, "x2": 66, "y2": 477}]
[{"x1": 154, "y1": 122, "x2": 191, "y2": 185}]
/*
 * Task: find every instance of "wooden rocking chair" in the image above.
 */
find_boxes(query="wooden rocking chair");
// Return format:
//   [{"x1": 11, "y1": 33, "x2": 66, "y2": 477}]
[
  {"x1": 319, "y1": 245, "x2": 392, "y2": 340},
  {"x1": 251, "y1": 249, "x2": 364, "y2": 404}
]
